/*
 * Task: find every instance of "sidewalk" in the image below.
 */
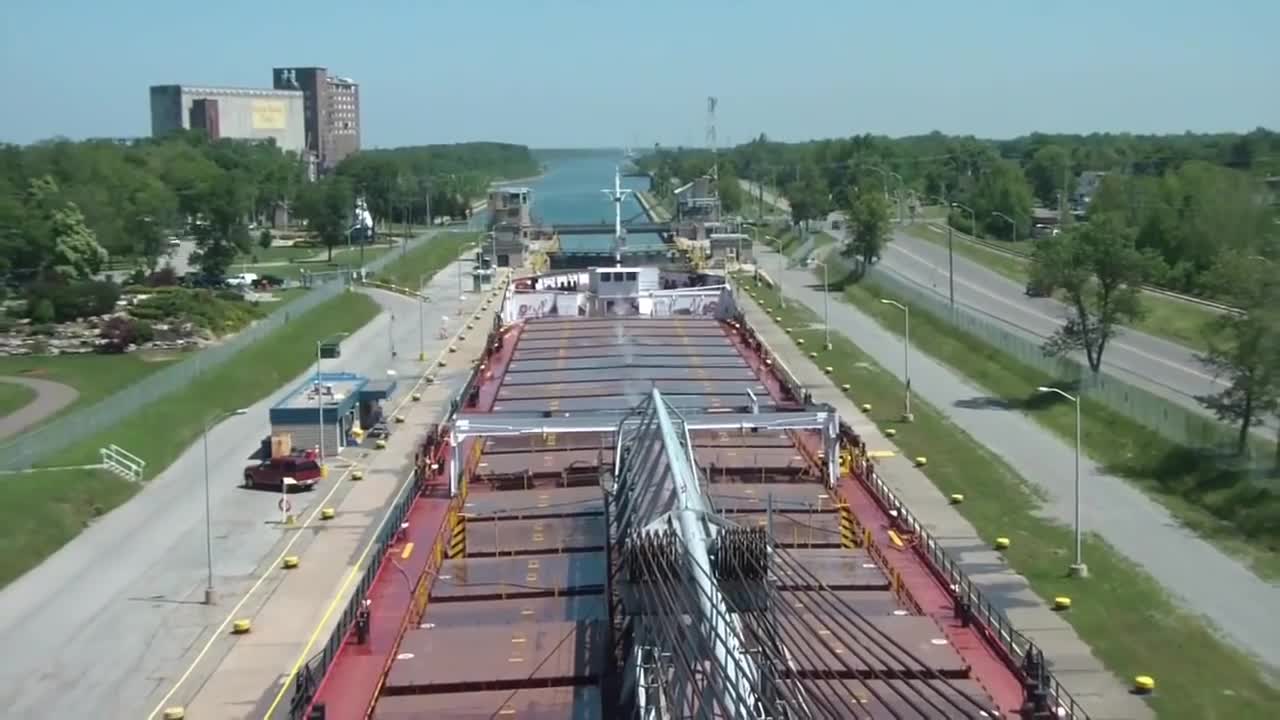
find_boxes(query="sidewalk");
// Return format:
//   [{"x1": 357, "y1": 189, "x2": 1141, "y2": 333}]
[
  {"x1": 163, "y1": 279, "x2": 504, "y2": 719},
  {"x1": 737, "y1": 290, "x2": 1152, "y2": 720}
]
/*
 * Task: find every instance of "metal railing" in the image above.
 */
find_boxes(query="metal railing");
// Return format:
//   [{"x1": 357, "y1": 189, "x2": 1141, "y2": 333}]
[
  {"x1": 0, "y1": 232, "x2": 449, "y2": 472},
  {"x1": 854, "y1": 452, "x2": 1090, "y2": 720}
]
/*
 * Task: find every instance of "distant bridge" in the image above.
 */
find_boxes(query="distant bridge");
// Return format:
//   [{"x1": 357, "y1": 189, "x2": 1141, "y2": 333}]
[{"x1": 549, "y1": 222, "x2": 673, "y2": 236}]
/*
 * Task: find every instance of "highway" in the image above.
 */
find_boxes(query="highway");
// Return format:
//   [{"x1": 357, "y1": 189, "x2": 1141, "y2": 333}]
[
  {"x1": 753, "y1": 242, "x2": 1280, "y2": 674},
  {"x1": 0, "y1": 256, "x2": 479, "y2": 719},
  {"x1": 743, "y1": 180, "x2": 1249, "y2": 429}
]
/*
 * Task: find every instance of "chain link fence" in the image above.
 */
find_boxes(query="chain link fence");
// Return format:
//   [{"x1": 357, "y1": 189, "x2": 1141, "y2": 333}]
[
  {"x1": 825, "y1": 256, "x2": 1243, "y2": 453},
  {"x1": 0, "y1": 234, "x2": 441, "y2": 471}
]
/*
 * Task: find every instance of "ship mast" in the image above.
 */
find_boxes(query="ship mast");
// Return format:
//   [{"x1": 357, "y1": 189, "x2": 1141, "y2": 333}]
[{"x1": 602, "y1": 165, "x2": 632, "y2": 266}]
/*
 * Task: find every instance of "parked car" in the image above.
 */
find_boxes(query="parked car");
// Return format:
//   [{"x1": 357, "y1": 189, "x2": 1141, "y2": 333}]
[
  {"x1": 1025, "y1": 278, "x2": 1054, "y2": 297},
  {"x1": 243, "y1": 453, "x2": 323, "y2": 491},
  {"x1": 224, "y1": 272, "x2": 260, "y2": 287}
]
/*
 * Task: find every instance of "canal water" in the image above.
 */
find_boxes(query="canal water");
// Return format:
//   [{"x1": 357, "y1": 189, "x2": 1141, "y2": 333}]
[{"x1": 493, "y1": 150, "x2": 663, "y2": 252}]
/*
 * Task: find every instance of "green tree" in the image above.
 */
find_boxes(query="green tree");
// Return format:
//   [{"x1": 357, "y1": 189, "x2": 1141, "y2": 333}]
[
  {"x1": 971, "y1": 159, "x2": 1034, "y2": 241},
  {"x1": 1195, "y1": 252, "x2": 1280, "y2": 455},
  {"x1": 296, "y1": 176, "x2": 354, "y2": 261},
  {"x1": 191, "y1": 173, "x2": 251, "y2": 281},
  {"x1": 1026, "y1": 145, "x2": 1071, "y2": 206},
  {"x1": 841, "y1": 188, "x2": 892, "y2": 269},
  {"x1": 1035, "y1": 214, "x2": 1155, "y2": 372}
]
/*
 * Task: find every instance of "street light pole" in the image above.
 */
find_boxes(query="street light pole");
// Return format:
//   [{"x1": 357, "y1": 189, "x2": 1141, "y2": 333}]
[
  {"x1": 880, "y1": 299, "x2": 913, "y2": 421},
  {"x1": 1038, "y1": 386, "x2": 1088, "y2": 578},
  {"x1": 992, "y1": 211, "x2": 1017, "y2": 243},
  {"x1": 418, "y1": 272, "x2": 430, "y2": 361},
  {"x1": 315, "y1": 332, "x2": 350, "y2": 461},
  {"x1": 202, "y1": 407, "x2": 248, "y2": 605}
]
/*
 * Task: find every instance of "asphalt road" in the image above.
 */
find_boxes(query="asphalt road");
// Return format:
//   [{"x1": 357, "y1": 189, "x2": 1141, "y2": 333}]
[
  {"x1": 741, "y1": 180, "x2": 1257, "y2": 432},
  {"x1": 0, "y1": 257, "x2": 481, "y2": 719},
  {"x1": 754, "y1": 243, "x2": 1280, "y2": 674}
]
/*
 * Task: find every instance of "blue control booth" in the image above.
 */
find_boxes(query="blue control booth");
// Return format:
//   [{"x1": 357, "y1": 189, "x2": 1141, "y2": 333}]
[{"x1": 269, "y1": 372, "x2": 398, "y2": 456}]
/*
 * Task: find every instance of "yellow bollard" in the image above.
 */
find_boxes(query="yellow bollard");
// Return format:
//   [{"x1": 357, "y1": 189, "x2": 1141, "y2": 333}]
[
  {"x1": 860, "y1": 403, "x2": 872, "y2": 412},
  {"x1": 321, "y1": 507, "x2": 336, "y2": 520},
  {"x1": 824, "y1": 366, "x2": 833, "y2": 374},
  {"x1": 949, "y1": 493, "x2": 964, "y2": 504},
  {"x1": 375, "y1": 438, "x2": 388, "y2": 450},
  {"x1": 885, "y1": 428, "x2": 897, "y2": 437},
  {"x1": 412, "y1": 392, "x2": 421, "y2": 401},
  {"x1": 1133, "y1": 676, "x2": 1155, "y2": 694},
  {"x1": 913, "y1": 456, "x2": 927, "y2": 467},
  {"x1": 1053, "y1": 596, "x2": 1072, "y2": 611},
  {"x1": 808, "y1": 352, "x2": 818, "y2": 359},
  {"x1": 841, "y1": 383, "x2": 851, "y2": 391},
  {"x1": 797, "y1": 338, "x2": 806, "y2": 345},
  {"x1": 351, "y1": 468, "x2": 364, "y2": 481},
  {"x1": 394, "y1": 414, "x2": 406, "y2": 423},
  {"x1": 994, "y1": 537, "x2": 1011, "y2": 550},
  {"x1": 231, "y1": 619, "x2": 252, "y2": 634},
  {"x1": 162, "y1": 708, "x2": 186, "y2": 720},
  {"x1": 282, "y1": 556, "x2": 300, "y2": 569}
]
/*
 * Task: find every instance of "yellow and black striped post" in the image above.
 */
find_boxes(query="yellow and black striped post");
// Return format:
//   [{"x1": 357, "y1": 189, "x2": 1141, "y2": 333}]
[
  {"x1": 837, "y1": 504, "x2": 857, "y2": 549},
  {"x1": 447, "y1": 512, "x2": 467, "y2": 559}
]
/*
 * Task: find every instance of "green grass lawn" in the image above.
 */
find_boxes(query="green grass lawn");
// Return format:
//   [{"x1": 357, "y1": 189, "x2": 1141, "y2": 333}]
[
  {"x1": 824, "y1": 267, "x2": 1280, "y2": 580},
  {"x1": 0, "y1": 292, "x2": 381, "y2": 588},
  {"x1": 0, "y1": 353, "x2": 182, "y2": 422},
  {"x1": 377, "y1": 232, "x2": 481, "y2": 290},
  {"x1": 742, "y1": 276, "x2": 1280, "y2": 719},
  {"x1": 0, "y1": 380, "x2": 37, "y2": 417},
  {"x1": 900, "y1": 223, "x2": 1222, "y2": 354}
]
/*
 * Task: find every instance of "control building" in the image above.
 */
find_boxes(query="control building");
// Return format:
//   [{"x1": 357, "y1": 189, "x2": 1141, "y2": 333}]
[
  {"x1": 149, "y1": 85, "x2": 306, "y2": 155},
  {"x1": 272, "y1": 67, "x2": 362, "y2": 171}
]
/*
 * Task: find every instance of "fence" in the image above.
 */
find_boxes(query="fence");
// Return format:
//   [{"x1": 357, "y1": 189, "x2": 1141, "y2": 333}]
[
  {"x1": 0, "y1": 233, "x2": 444, "y2": 471},
  {"x1": 827, "y1": 255, "x2": 1248, "y2": 454}
]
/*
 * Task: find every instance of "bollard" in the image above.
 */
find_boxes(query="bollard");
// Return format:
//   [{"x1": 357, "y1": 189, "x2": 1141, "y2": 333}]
[
  {"x1": 994, "y1": 537, "x2": 1011, "y2": 550},
  {"x1": 949, "y1": 493, "x2": 964, "y2": 504},
  {"x1": 321, "y1": 507, "x2": 336, "y2": 520},
  {"x1": 1053, "y1": 596, "x2": 1072, "y2": 611},
  {"x1": 282, "y1": 555, "x2": 300, "y2": 569},
  {"x1": 1133, "y1": 676, "x2": 1155, "y2": 694},
  {"x1": 885, "y1": 428, "x2": 897, "y2": 437},
  {"x1": 231, "y1": 619, "x2": 252, "y2": 634},
  {"x1": 860, "y1": 403, "x2": 872, "y2": 412},
  {"x1": 913, "y1": 456, "x2": 927, "y2": 467},
  {"x1": 162, "y1": 709, "x2": 186, "y2": 720}
]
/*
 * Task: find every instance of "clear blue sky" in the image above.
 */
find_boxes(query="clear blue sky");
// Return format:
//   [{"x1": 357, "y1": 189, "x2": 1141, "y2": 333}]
[{"x1": 2, "y1": 0, "x2": 1276, "y2": 147}]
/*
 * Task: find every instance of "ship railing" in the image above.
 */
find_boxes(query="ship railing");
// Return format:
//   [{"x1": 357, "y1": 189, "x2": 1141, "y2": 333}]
[
  {"x1": 289, "y1": 463, "x2": 425, "y2": 720},
  {"x1": 852, "y1": 445, "x2": 1091, "y2": 720}
]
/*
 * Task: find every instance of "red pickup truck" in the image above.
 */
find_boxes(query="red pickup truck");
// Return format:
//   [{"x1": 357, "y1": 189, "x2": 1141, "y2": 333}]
[{"x1": 243, "y1": 453, "x2": 323, "y2": 491}]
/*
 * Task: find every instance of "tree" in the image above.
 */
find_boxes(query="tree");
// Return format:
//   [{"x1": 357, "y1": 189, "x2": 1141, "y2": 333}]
[
  {"x1": 1035, "y1": 214, "x2": 1155, "y2": 372},
  {"x1": 1026, "y1": 145, "x2": 1071, "y2": 206},
  {"x1": 1195, "y1": 253, "x2": 1280, "y2": 455},
  {"x1": 191, "y1": 172, "x2": 251, "y2": 281},
  {"x1": 296, "y1": 176, "x2": 354, "y2": 261},
  {"x1": 841, "y1": 188, "x2": 892, "y2": 269}
]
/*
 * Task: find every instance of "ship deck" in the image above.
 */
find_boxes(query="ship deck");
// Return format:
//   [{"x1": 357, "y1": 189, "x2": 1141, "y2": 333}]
[{"x1": 312, "y1": 316, "x2": 1023, "y2": 719}]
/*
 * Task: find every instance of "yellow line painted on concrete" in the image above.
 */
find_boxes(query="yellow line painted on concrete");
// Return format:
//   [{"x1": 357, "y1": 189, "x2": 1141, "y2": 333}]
[
  {"x1": 144, "y1": 462, "x2": 356, "y2": 720},
  {"x1": 400, "y1": 542, "x2": 415, "y2": 560},
  {"x1": 261, "y1": 275, "x2": 498, "y2": 719},
  {"x1": 147, "y1": 272, "x2": 504, "y2": 720},
  {"x1": 887, "y1": 530, "x2": 906, "y2": 549}
]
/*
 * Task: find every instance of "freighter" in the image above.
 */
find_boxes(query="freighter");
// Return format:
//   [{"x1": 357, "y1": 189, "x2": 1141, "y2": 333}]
[{"x1": 282, "y1": 172, "x2": 1086, "y2": 719}]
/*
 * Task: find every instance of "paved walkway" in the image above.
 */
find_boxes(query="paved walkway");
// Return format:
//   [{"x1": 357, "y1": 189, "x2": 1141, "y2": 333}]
[
  {"x1": 163, "y1": 276, "x2": 504, "y2": 719},
  {"x1": 753, "y1": 245, "x2": 1280, "y2": 676},
  {"x1": 738, "y1": 288, "x2": 1152, "y2": 720},
  {"x1": 0, "y1": 375, "x2": 78, "y2": 440}
]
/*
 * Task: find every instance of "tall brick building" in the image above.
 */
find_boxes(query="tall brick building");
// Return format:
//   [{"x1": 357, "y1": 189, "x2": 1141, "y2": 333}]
[{"x1": 272, "y1": 67, "x2": 361, "y2": 172}]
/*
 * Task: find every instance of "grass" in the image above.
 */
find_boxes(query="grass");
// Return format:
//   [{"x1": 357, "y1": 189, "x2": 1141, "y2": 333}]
[
  {"x1": 900, "y1": 222, "x2": 1223, "y2": 354},
  {"x1": 0, "y1": 292, "x2": 381, "y2": 588},
  {"x1": 742, "y1": 276, "x2": 1280, "y2": 719},
  {"x1": 0, "y1": 380, "x2": 37, "y2": 417},
  {"x1": 0, "y1": 353, "x2": 182, "y2": 423},
  {"x1": 377, "y1": 232, "x2": 481, "y2": 290},
  {"x1": 820, "y1": 266, "x2": 1280, "y2": 580}
]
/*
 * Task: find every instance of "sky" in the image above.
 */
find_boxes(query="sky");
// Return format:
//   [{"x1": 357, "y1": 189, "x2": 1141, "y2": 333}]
[{"x1": 2, "y1": 0, "x2": 1277, "y2": 148}]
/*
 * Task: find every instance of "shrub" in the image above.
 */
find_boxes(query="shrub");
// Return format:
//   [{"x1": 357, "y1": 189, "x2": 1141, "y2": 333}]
[
  {"x1": 30, "y1": 298, "x2": 55, "y2": 324},
  {"x1": 146, "y1": 267, "x2": 179, "y2": 287},
  {"x1": 25, "y1": 280, "x2": 121, "y2": 322},
  {"x1": 98, "y1": 316, "x2": 154, "y2": 352},
  {"x1": 127, "y1": 287, "x2": 263, "y2": 335}
]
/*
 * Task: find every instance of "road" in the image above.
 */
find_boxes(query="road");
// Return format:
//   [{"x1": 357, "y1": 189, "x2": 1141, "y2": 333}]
[
  {"x1": 0, "y1": 255, "x2": 482, "y2": 719},
  {"x1": 754, "y1": 243, "x2": 1280, "y2": 674},
  {"x1": 741, "y1": 180, "x2": 1248, "y2": 430}
]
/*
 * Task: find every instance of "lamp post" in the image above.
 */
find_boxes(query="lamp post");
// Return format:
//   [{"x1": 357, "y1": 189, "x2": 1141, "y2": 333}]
[
  {"x1": 1038, "y1": 385, "x2": 1087, "y2": 578},
  {"x1": 991, "y1": 211, "x2": 1017, "y2": 243},
  {"x1": 814, "y1": 259, "x2": 832, "y2": 349},
  {"x1": 879, "y1": 299, "x2": 913, "y2": 422},
  {"x1": 952, "y1": 202, "x2": 977, "y2": 240},
  {"x1": 418, "y1": 272, "x2": 431, "y2": 361},
  {"x1": 202, "y1": 407, "x2": 249, "y2": 605},
  {"x1": 928, "y1": 195, "x2": 956, "y2": 307},
  {"x1": 315, "y1": 332, "x2": 350, "y2": 461},
  {"x1": 387, "y1": 312, "x2": 397, "y2": 360}
]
